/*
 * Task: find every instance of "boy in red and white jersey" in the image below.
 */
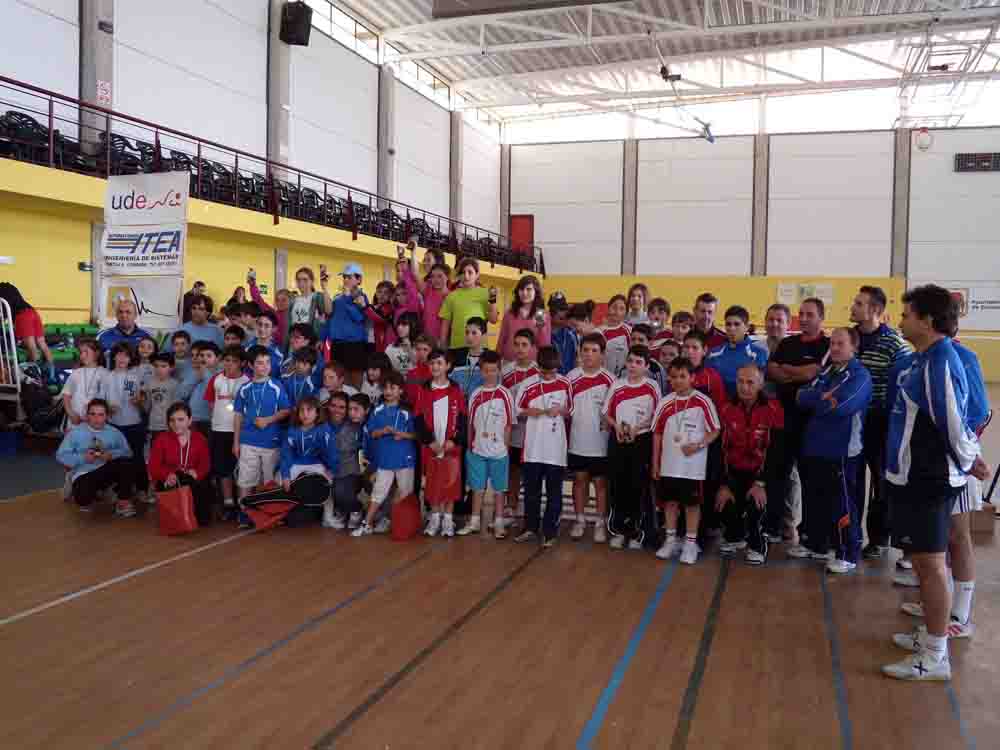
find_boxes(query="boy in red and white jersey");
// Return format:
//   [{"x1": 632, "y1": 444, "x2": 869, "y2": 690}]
[
  {"x1": 598, "y1": 294, "x2": 632, "y2": 377},
  {"x1": 501, "y1": 328, "x2": 540, "y2": 521},
  {"x1": 652, "y1": 357, "x2": 721, "y2": 565},
  {"x1": 515, "y1": 346, "x2": 573, "y2": 547},
  {"x1": 203, "y1": 345, "x2": 249, "y2": 513},
  {"x1": 647, "y1": 298, "x2": 673, "y2": 354},
  {"x1": 602, "y1": 346, "x2": 660, "y2": 551},
  {"x1": 460, "y1": 350, "x2": 515, "y2": 539},
  {"x1": 567, "y1": 333, "x2": 616, "y2": 543}
]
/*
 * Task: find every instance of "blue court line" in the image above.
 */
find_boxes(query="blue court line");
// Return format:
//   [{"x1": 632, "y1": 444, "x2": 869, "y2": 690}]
[
  {"x1": 576, "y1": 560, "x2": 679, "y2": 750},
  {"x1": 946, "y1": 685, "x2": 978, "y2": 750},
  {"x1": 820, "y1": 569, "x2": 855, "y2": 750},
  {"x1": 104, "y1": 544, "x2": 438, "y2": 750}
]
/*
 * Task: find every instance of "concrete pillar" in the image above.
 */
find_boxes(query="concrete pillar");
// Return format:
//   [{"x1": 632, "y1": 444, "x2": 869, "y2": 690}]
[
  {"x1": 79, "y1": 0, "x2": 114, "y2": 156},
  {"x1": 266, "y1": 0, "x2": 292, "y2": 174},
  {"x1": 274, "y1": 248, "x2": 288, "y2": 292},
  {"x1": 891, "y1": 129, "x2": 911, "y2": 279},
  {"x1": 377, "y1": 64, "x2": 397, "y2": 203},
  {"x1": 621, "y1": 138, "x2": 638, "y2": 275},
  {"x1": 751, "y1": 134, "x2": 770, "y2": 276},
  {"x1": 500, "y1": 143, "x2": 511, "y2": 240},
  {"x1": 449, "y1": 110, "x2": 463, "y2": 224}
]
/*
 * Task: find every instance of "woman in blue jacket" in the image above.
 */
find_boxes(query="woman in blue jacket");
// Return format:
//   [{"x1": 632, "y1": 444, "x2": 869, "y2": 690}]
[
  {"x1": 322, "y1": 263, "x2": 370, "y2": 388},
  {"x1": 789, "y1": 327, "x2": 872, "y2": 573}
]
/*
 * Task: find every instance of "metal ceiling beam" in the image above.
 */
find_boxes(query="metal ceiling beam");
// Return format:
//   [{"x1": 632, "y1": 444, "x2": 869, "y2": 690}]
[
  {"x1": 742, "y1": 0, "x2": 818, "y2": 22},
  {"x1": 388, "y1": 6, "x2": 1000, "y2": 63},
  {"x1": 595, "y1": 5, "x2": 701, "y2": 31},
  {"x1": 383, "y1": 2, "x2": 616, "y2": 38},
  {"x1": 731, "y1": 54, "x2": 816, "y2": 83},
  {"x1": 488, "y1": 20, "x2": 582, "y2": 40}
]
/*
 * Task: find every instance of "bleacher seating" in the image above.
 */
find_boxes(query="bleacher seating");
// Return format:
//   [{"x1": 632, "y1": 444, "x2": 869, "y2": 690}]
[{"x1": 0, "y1": 105, "x2": 541, "y2": 274}]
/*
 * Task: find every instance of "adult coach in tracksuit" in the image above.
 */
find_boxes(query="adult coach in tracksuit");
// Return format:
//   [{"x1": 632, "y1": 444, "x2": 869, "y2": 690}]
[
  {"x1": 791, "y1": 328, "x2": 872, "y2": 573},
  {"x1": 850, "y1": 285, "x2": 910, "y2": 557},
  {"x1": 882, "y1": 285, "x2": 990, "y2": 682}
]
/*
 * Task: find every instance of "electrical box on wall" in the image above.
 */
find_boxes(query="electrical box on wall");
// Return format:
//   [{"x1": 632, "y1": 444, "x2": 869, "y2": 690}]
[{"x1": 954, "y1": 153, "x2": 1000, "y2": 172}]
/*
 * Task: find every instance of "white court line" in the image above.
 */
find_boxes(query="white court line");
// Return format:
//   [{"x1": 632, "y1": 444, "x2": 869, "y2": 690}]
[{"x1": 0, "y1": 530, "x2": 255, "y2": 627}]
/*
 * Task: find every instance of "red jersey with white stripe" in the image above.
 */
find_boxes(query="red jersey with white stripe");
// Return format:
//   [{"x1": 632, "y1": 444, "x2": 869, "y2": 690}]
[
  {"x1": 652, "y1": 390, "x2": 720, "y2": 480},
  {"x1": 517, "y1": 374, "x2": 573, "y2": 467},
  {"x1": 601, "y1": 377, "x2": 660, "y2": 436},
  {"x1": 567, "y1": 367, "x2": 615, "y2": 457},
  {"x1": 467, "y1": 385, "x2": 515, "y2": 460},
  {"x1": 649, "y1": 329, "x2": 673, "y2": 353},
  {"x1": 501, "y1": 361, "x2": 539, "y2": 448},
  {"x1": 598, "y1": 322, "x2": 632, "y2": 377}
]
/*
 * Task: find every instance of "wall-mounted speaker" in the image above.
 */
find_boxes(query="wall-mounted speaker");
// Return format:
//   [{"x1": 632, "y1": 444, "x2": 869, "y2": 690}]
[{"x1": 280, "y1": 1, "x2": 313, "y2": 46}]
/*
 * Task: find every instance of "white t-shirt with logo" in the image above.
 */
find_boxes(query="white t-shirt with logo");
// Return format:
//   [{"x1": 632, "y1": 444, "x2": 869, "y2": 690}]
[
  {"x1": 567, "y1": 367, "x2": 615, "y2": 457},
  {"x1": 107, "y1": 368, "x2": 143, "y2": 427},
  {"x1": 205, "y1": 372, "x2": 250, "y2": 432},
  {"x1": 517, "y1": 374, "x2": 573, "y2": 467},
  {"x1": 601, "y1": 377, "x2": 660, "y2": 436},
  {"x1": 501, "y1": 362, "x2": 539, "y2": 449},
  {"x1": 651, "y1": 391, "x2": 720, "y2": 480},
  {"x1": 468, "y1": 385, "x2": 515, "y2": 460},
  {"x1": 290, "y1": 294, "x2": 313, "y2": 326},
  {"x1": 62, "y1": 366, "x2": 110, "y2": 422}
]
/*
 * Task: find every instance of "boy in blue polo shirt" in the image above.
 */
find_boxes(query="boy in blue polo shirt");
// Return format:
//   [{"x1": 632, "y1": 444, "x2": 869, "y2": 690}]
[
  {"x1": 233, "y1": 345, "x2": 291, "y2": 523},
  {"x1": 706, "y1": 305, "x2": 769, "y2": 398}
]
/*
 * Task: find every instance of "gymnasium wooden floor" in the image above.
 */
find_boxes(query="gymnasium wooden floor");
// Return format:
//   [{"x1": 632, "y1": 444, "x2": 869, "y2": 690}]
[{"x1": 2, "y1": 420, "x2": 997, "y2": 749}]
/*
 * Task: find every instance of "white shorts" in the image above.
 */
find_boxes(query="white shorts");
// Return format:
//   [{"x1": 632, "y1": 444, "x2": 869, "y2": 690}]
[
  {"x1": 289, "y1": 464, "x2": 331, "y2": 482},
  {"x1": 237, "y1": 445, "x2": 280, "y2": 489},
  {"x1": 371, "y1": 467, "x2": 415, "y2": 505},
  {"x1": 952, "y1": 476, "x2": 983, "y2": 515}
]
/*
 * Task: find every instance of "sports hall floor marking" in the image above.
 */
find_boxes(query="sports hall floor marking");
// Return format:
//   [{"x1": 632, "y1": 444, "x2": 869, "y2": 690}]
[
  {"x1": 820, "y1": 568, "x2": 855, "y2": 750},
  {"x1": 312, "y1": 546, "x2": 546, "y2": 750},
  {"x1": 576, "y1": 559, "x2": 681, "y2": 750},
  {"x1": 668, "y1": 558, "x2": 731, "y2": 750},
  {"x1": 104, "y1": 544, "x2": 439, "y2": 750},
  {"x1": 945, "y1": 685, "x2": 978, "y2": 750},
  {"x1": 0, "y1": 530, "x2": 256, "y2": 627}
]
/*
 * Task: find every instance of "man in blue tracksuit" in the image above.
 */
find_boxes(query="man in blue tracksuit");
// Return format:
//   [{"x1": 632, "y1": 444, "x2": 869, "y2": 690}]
[
  {"x1": 882, "y1": 285, "x2": 989, "y2": 682},
  {"x1": 788, "y1": 327, "x2": 871, "y2": 574},
  {"x1": 706, "y1": 305, "x2": 769, "y2": 398}
]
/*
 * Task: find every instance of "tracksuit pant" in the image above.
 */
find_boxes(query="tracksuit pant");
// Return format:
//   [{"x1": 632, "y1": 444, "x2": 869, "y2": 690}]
[
  {"x1": 523, "y1": 462, "x2": 565, "y2": 539},
  {"x1": 116, "y1": 423, "x2": 149, "y2": 494},
  {"x1": 72, "y1": 459, "x2": 139, "y2": 506},
  {"x1": 799, "y1": 455, "x2": 862, "y2": 563},
  {"x1": 768, "y1": 423, "x2": 804, "y2": 537},
  {"x1": 608, "y1": 433, "x2": 651, "y2": 544},
  {"x1": 857, "y1": 409, "x2": 890, "y2": 547},
  {"x1": 720, "y1": 471, "x2": 768, "y2": 559}
]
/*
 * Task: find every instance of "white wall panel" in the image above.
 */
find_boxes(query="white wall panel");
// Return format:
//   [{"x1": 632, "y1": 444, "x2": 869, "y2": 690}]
[
  {"x1": 909, "y1": 128, "x2": 1000, "y2": 282},
  {"x1": 0, "y1": 0, "x2": 78, "y2": 114},
  {"x1": 511, "y1": 141, "x2": 623, "y2": 275},
  {"x1": 115, "y1": 0, "x2": 267, "y2": 156},
  {"x1": 394, "y1": 82, "x2": 450, "y2": 219},
  {"x1": 767, "y1": 132, "x2": 893, "y2": 276},
  {"x1": 461, "y1": 121, "x2": 500, "y2": 233},
  {"x1": 636, "y1": 137, "x2": 753, "y2": 275},
  {"x1": 289, "y1": 33, "x2": 378, "y2": 193}
]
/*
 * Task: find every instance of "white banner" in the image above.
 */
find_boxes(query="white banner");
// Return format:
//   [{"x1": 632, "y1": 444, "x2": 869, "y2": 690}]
[
  {"x1": 99, "y1": 276, "x2": 184, "y2": 330},
  {"x1": 945, "y1": 283, "x2": 1000, "y2": 332},
  {"x1": 99, "y1": 171, "x2": 189, "y2": 276}
]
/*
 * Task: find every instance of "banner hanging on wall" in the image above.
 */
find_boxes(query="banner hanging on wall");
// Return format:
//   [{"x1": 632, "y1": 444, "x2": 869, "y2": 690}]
[
  {"x1": 939, "y1": 282, "x2": 1000, "y2": 331},
  {"x1": 99, "y1": 172, "x2": 189, "y2": 276},
  {"x1": 99, "y1": 276, "x2": 184, "y2": 330}
]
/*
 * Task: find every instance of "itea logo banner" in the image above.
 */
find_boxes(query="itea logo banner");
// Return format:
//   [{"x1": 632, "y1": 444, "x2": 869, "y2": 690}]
[{"x1": 100, "y1": 172, "x2": 189, "y2": 276}]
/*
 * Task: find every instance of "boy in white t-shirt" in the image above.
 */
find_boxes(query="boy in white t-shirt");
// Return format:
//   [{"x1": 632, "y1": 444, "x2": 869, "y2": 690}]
[
  {"x1": 651, "y1": 357, "x2": 721, "y2": 565},
  {"x1": 515, "y1": 346, "x2": 573, "y2": 548},
  {"x1": 567, "y1": 333, "x2": 615, "y2": 543},
  {"x1": 459, "y1": 350, "x2": 515, "y2": 539},
  {"x1": 500, "y1": 329, "x2": 540, "y2": 521},
  {"x1": 203, "y1": 346, "x2": 249, "y2": 513}
]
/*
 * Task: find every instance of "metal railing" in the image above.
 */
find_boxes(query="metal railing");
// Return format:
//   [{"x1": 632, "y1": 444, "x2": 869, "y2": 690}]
[
  {"x1": 0, "y1": 75, "x2": 543, "y2": 275},
  {"x1": 0, "y1": 298, "x2": 23, "y2": 421}
]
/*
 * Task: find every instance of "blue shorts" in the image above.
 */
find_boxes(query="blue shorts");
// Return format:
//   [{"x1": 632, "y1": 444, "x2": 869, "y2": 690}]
[{"x1": 466, "y1": 451, "x2": 510, "y2": 492}]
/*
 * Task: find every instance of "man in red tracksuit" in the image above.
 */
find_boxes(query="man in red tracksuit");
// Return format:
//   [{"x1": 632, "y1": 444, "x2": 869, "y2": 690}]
[{"x1": 715, "y1": 364, "x2": 785, "y2": 565}]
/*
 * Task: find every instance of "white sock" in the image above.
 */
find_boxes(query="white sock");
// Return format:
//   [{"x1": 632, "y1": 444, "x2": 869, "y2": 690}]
[
  {"x1": 685, "y1": 534, "x2": 697, "y2": 543},
  {"x1": 923, "y1": 632, "x2": 948, "y2": 659},
  {"x1": 443, "y1": 512, "x2": 453, "y2": 523},
  {"x1": 665, "y1": 529, "x2": 677, "y2": 539},
  {"x1": 952, "y1": 580, "x2": 975, "y2": 624},
  {"x1": 432, "y1": 511, "x2": 441, "y2": 522},
  {"x1": 577, "y1": 512, "x2": 586, "y2": 523}
]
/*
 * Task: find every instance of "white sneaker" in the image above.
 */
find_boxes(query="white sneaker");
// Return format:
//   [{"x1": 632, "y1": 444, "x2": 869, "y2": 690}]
[
  {"x1": 900, "y1": 601, "x2": 925, "y2": 618},
  {"x1": 441, "y1": 516, "x2": 456, "y2": 538},
  {"x1": 882, "y1": 651, "x2": 951, "y2": 681},
  {"x1": 593, "y1": 524, "x2": 607, "y2": 544},
  {"x1": 656, "y1": 537, "x2": 681, "y2": 560},
  {"x1": 457, "y1": 516, "x2": 481, "y2": 536},
  {"x1": 763, "y1": 532, "x2": 784, "y2": 544},
  {"x1": 946, "y1": 617, "x2": 974, "y2": 639},
  {"x1": 893, "y1": 571, "x2": 921, "y2": 588},
  {"x1": 679, "y1": 539, "x2": 700, "y2": 565},
  {"x1": 570, "y1": 520, "x2": 586, "y2": 540},
  {"x1": 786, "y1": 544, "x2": 813, "y2": 559},
  {"x1": 745, "y1": 549, "x2": 765, "y2": 566},
  {"x1": 141, "y1": 490, "x2": 158, "y2": 505},
  {"x1": 896, "y1": 557, "x2": 913, "y2": 570},
  {"x1": 323, "y1": 512, "x2": 346, "y2": 530},
  {"x1": 826, "y1": 559, "x2": 857, "y2": 575},
  {"x1": 424, "y1": 515, "x2": 441, "y2": 537},
  {"x1": 628, "y1": 538, "x2": 643, "y2": 550},
  {"x1": 719, "y1": 540, "x2": 748, "y2": 556},
  {"x1": 373, "y1": 517, "x2": 391, "y2": 534},
  {"x1": 348, "y1": 511, "x2": 362, "y2": 530},
  {"x1": 609, "y1": 534, "x2": 625, "y2": 550},
  {"x1": 514, "y1": 529, "x2": 537, "y2": 544},
  {"x1": 811, "y1": 550, "x2": 834, "y2": 562},
  {"x1": 351, "y1": 521, "x2": 372, "y2": 537}
]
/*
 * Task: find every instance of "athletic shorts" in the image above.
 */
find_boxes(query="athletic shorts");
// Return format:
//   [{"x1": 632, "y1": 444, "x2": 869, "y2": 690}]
[
  {"x1": 508, "y1": 445, "x2": 523, "y2": 466},
  {"x1": 888, "y1": 483, "x2": 954, "y2": 555},
  {"x1": 657, "y1": 477, "x2": 703, "y2": 508},
  {"x1": 211, "y1": 430, "x2": 238, "y2": 479},
  {"x1": 567, "y1": 452, "x2": 609, "y2": 477},
  {"x1": 466, "y1": 451, "x2": 510, "y2": 492},
  {"x1": 331, "y1": 341, "x2": 368, "y2": 373},
  {"x1": 237, "y1": 444, "x2": 280, "y2": 489},
  {"x1": 952, "y1": 476, "x2": 983, "y2": 515}
]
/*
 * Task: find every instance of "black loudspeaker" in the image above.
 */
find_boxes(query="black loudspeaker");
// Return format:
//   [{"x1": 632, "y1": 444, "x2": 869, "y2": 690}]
[{"x1": 280, "y1": 1, "x2": 313, "y2": 46}]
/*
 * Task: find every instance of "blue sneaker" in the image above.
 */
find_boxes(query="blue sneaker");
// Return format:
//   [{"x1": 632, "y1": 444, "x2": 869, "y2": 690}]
[{"x1": 237, "y1": 511, "x2": 253, "y2": 529}]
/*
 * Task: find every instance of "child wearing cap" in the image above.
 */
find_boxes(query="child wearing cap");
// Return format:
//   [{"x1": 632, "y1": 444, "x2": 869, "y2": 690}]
[{"x1": 322, "y1": 263, "x2": 370, "y2": 388}]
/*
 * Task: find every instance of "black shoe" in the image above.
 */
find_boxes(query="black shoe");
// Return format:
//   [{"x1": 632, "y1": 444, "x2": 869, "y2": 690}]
[{"x1": 862, "y1": 543, "x2": 884, "y2": 560}]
